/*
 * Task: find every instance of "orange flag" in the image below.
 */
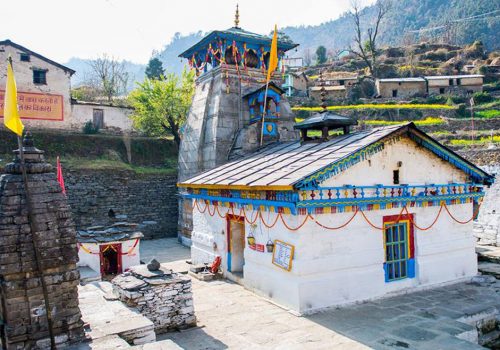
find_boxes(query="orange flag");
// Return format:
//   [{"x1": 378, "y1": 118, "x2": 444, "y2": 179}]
[{"x1": 266, "y1": 25, "x2": 278, "y2": 82}]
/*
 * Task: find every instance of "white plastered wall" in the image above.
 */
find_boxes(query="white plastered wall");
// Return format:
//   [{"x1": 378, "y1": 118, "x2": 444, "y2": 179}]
[
  {"x1": 77, "y1": 239, "x2": 141, "y2": 278},
  {"x1": 0, "y1": 43, "x2": 72, "y2": 129},
  {"x1": 71, "y1": 103, "x2": 133, "y2": 131},
  {"x1": 189, "y1": 136, "x2": 478, "y2": 313}
]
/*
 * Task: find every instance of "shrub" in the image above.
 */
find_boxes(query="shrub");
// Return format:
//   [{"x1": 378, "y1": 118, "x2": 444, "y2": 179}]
[
  {"x1": 473, "y1": 92, "x2": 493, "y2": 104},
  {"x1": 82, "y1": 121, "x2": 100, "y2": 134},
  {"x1": 456, "y1": 104, "x2": 468, "y2": 118}
]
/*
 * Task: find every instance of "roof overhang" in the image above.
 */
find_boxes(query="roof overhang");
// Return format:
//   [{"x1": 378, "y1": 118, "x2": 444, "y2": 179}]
[{"x1": 179, "y1": 29, "x2": 298, "y2": 58}]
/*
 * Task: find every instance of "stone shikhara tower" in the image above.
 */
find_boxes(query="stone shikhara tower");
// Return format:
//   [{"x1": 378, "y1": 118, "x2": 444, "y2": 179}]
[
  {"x1": 177, "y1": 9, "x2": 300, "y2": 243},
  {"x1": 0, "y1": 134, "x2": 84, "y2": 349}
]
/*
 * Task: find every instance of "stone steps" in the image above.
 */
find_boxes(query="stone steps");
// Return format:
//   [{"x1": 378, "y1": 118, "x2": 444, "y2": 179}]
[{"x1": 478, "y1": 262, "x2": 500, "y2": 279}]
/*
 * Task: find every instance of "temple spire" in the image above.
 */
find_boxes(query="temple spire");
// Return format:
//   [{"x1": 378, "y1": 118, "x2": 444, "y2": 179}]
[{"x1": 234, "y1": 4, "x2": 240, "y2": 28}]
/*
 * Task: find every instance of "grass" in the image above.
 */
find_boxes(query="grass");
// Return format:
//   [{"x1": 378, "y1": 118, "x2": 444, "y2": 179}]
[
  {"x1": 449, "y1": 135, "x2": 500, "y2": 146},
  {"x1": 430, "y1": 130, "x2": 452, "y2": 136},
  {"x1": 363, "y1": 117, "x2": 445, "y2": 127},
  {"x1": 0, "y1": 154, "x2": 178, "y2": 175},
  {"x1": 475, "y1": 110, "x2": 500, "y2": 119},
  {"x1": 292, "y1": 104, "x2": 456, "y2": 111}
]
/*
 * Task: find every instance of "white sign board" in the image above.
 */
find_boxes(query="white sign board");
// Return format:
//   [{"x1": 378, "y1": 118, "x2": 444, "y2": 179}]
[{"x1": 272, "y1": 240, "x2": 295, "y2": 271}]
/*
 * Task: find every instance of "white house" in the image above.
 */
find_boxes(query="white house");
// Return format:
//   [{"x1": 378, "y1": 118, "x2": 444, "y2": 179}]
[
  {"x1": 178, "y1": 118, "x2": 493, "y2": 314},
  {"x1": 77, "y1": 223, "x2": 143, "y2": 280},
  {"x1": 0, "y1": 39, "x2": 133, "y2": 132}
]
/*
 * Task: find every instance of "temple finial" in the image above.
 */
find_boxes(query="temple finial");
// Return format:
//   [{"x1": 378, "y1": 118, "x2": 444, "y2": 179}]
[{"x1": 234, "y1": 4, "x2": 240, "y2": 28}]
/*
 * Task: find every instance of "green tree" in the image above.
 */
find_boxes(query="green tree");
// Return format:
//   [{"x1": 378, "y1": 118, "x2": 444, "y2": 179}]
[
  {"x1": 128, "y1": 69, "x2": 195, "y2": 147},
  {"x1": 316, "y1": 46, "x2": 327, "y2": 65},
  {"x1": 145, "y1": 57, "x2": 165, "y2": 80}
]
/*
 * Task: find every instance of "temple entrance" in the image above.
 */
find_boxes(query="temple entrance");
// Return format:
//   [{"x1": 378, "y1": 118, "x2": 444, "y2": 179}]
[
  {"x1": 227, "y1": 216, "x2": 245, "y2": 277},
  {"x1": 100, "y1": 244, "x2": 122, "y2": 279}
]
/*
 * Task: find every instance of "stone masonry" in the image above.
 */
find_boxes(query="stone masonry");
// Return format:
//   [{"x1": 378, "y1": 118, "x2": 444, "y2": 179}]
[
  {"x1": 474, "y1": 165, "x2": 500, "y2": 246},
  {"x1": 64, "y1": 169, "x2": 178, "y2": 239},
  {"x1": 177, "y1": 66, "x2": 300, "y2": 243},
  {"x1": 0, "y1": 134, "x2": 84, "y2": 349},
  {"x1": 112, "y1": 263, "x2": 196, "y2": 334}
]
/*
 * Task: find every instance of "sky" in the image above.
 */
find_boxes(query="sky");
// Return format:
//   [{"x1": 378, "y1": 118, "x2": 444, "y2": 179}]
[{"x1": 1, "y1": 0, "x2": 375, "y2": 64}]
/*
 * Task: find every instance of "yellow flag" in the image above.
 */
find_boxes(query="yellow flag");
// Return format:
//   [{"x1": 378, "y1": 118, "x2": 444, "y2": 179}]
[
  {"x1": 3, "y1": 58, "x2": 24, "y2": 136},
  {"x1": 266, "y1": 25, "x2": 278, "y2": 82}
]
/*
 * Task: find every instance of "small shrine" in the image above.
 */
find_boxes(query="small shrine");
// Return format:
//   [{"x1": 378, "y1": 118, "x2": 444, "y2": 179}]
[
  {"x1": 177, "y1": 6, "x2": 300, "y2": 243},
  {"x1": 178, "y1": 122, "x2": 494, "y2": 314},
  {"x1": 77, "y1": 222, "x2": 143, "y2": 280}
]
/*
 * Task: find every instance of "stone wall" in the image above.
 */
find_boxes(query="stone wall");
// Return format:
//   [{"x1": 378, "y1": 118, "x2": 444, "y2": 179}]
[
  {"x1": 64, "y1": 169, "x2": 178, "y2": 239},
  {"x1": 474, "y1": 165, "x2": 500, "y2": 246},
  {"x1": 112, "y1": 264, "x2": 196, "y2": 333}
]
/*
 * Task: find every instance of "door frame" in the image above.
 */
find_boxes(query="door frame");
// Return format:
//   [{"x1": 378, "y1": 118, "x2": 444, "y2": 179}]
[
  {"x1": 99, "y1": 243, "x2": 123, "y2": 276},
  {"x1": 226, "y1": 214, "x2": 244, "y2": 272}
]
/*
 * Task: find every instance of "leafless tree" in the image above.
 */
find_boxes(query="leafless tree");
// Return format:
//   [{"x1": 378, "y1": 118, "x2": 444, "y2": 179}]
[
  {"x1": 349, "y1": 0, "x2": 391, "y2": 78},
  {"x1": 87, "y1": 54, "x2": 129, "y2": 103},
  {"x1": 304, "y1": 48, "x2": 312, "y2": 66}
]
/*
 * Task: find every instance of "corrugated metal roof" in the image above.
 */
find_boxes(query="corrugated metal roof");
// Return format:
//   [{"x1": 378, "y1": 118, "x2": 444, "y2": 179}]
[
  {"x1": 378, "y1": 78, "x2": 425, "y2": 83},
  {"x1": 424, "y1": 74, "x2": 484, "y2": 80},
  {"x1": 179, "y1": 124, "x2": 408, "y2": 189}
]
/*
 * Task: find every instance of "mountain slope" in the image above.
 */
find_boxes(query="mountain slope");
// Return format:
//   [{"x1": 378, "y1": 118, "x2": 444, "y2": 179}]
[{"x1": 64, "y1": 0, "x2": 499, "y2": 86}]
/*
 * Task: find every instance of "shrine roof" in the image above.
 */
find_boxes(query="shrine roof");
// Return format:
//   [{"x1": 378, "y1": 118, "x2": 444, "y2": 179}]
[
  {"x1": 178, "y1": 123, "x2": 494, "y2": 190},
  {"x1": 77, "y1": 222, "x2": 144, "y2": 243},
  {"x1": 178, "y1": 27, "x2": 298, "y2": 58},
  {"x1": 294, "y1": 112, "x2": 357, "y2": 130},
  {"x1": 242, "y1": 81, "x2": 285, "y2": 98}
]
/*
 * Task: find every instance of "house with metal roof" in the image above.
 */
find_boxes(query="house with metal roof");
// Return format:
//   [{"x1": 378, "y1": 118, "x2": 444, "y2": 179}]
[
  {"x1": 178, "y1": 115, "x2": 493, "y2": 313},
  {"x1": 376, "y1": 75, "x2": 484, "y2": 98}
]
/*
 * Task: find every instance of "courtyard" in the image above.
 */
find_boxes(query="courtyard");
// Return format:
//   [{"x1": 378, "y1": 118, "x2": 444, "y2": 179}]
[{"x1": 134, "y1": 238, "x2": 500, "y2": 350}]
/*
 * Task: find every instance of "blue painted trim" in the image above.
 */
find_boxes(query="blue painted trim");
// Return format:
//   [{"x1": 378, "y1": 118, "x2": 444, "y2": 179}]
[
  {"x1": 296, "y1": 192, "x2": 484, "y2": 208},
  {"x1": 227, "y1": 252, "x2": 232, "y2": 272},
  {"x1": 184, "y1": 193, "x2": 296, "y2": 211},
  {"x1": 407, "y1": 258, "x2": 415, "y2": 278}
]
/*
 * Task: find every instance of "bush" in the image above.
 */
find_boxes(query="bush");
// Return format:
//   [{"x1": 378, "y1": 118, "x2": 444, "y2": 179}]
[
  {"x1": 456, "y1": 104, "x2": 468, "y2": 118},
  {"x1": 473, "y1": 92, "x2": 493, "y2": 104},
  {"x1": 82, "y1": 121, "x2": 100, "y2": 134}
]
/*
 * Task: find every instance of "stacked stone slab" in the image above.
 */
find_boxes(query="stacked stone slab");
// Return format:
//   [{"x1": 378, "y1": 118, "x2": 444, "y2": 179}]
[
  {"x1": 0, "y1": 134, "x2": 84, "y2": 349},
  {"x1": 474, "y1": 165, "x2": 500, "y2": 246},
  {"x1": 112, "y1": 263, "x2": 196, "y2": 334}
]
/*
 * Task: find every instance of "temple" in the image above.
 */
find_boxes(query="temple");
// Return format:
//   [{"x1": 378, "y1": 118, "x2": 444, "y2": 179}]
[
  {"x1": 178, "y1": 122, "x2": 494, "y2": 313},
  {"x1": 178, "y1": 7, "x2": 300, "y2": 243}
]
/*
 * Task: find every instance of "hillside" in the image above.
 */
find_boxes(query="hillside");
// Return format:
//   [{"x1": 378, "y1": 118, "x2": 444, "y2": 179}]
[
  {"x1": 283, "y1": 0, "x2": 500, "y2": 59},
  {"x1": 63, "y1": 0, "x2": 499, "y2": 86}
]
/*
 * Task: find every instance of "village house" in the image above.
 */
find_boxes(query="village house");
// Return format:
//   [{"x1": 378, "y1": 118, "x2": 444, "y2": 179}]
[
  {"x1": 426, "y1": 74, "x2": 484, "y2": 95},
  {"x1": 309, "y1": 85, "x2": 347, "y2": 101},
  {"x1": 283, "y1": 70, "x2": 308, "y2": 97},
  {"x1": 0, "y1": 39, "x2": 133, "y2": 132},
  {"x1": 376, "y1": 77, "x2": 427, "y2": 98},
  {"x1": 178, "y1": 113, "x2": 493, "y2": 313},
  {"x1": 376, "y1": 74, "x2": 484, "y2": 98}
]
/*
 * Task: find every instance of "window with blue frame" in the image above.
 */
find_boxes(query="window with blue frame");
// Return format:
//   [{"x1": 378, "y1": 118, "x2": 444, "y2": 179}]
[{"x1": 383, "y1": 214, "x2": 415, "y2": 282}]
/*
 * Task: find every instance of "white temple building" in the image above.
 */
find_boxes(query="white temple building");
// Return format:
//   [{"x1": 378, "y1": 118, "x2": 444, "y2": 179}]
[{"x1": 178, "y1": 118, "x2": 494, "y2": 314}]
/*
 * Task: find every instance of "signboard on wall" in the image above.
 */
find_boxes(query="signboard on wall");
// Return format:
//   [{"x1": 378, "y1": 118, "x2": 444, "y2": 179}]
[
  {"x1": 272, "y1": 240, "x2": 295, "y2": 271},
  {"x1": 0, "y1": 90, "x2": 64, "y2": 121}
]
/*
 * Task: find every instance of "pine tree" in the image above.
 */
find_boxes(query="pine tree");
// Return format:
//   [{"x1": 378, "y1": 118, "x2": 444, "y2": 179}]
[{"x1": 145, "y1": 57, "x2": 165, "y2": 80}]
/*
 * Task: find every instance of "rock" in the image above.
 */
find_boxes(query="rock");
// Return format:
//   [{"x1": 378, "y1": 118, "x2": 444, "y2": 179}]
[{"x1": 147, "y1": 259, "x2": 161, "y2": 271}]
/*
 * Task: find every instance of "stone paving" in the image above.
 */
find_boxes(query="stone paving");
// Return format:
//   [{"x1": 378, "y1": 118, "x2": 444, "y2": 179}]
[{"x1": 141, "y1": 238, "x2": 500, "y2": 350}]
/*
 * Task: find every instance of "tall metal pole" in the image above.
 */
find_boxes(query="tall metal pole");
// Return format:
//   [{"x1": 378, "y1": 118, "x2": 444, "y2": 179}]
[{"x1": 17, "y1": 134, "x2": 56, "y2": 349}]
